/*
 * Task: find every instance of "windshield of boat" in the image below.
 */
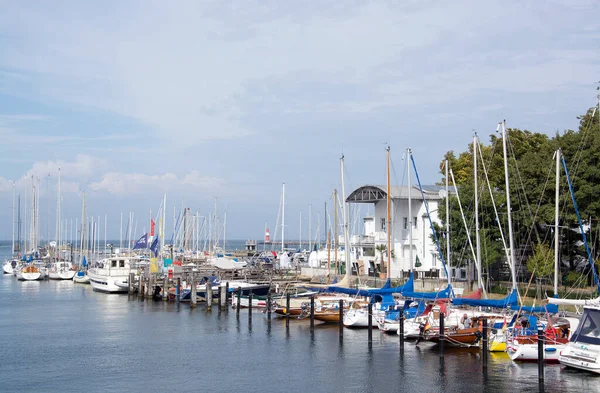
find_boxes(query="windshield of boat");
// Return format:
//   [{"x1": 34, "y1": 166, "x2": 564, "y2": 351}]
[{"x1": 570, "y1": 308, "x2": 600, "y2": 345}]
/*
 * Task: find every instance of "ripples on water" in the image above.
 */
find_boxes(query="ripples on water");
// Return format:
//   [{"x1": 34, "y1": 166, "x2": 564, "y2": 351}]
[{"x1": 0, "y1": 276, "x2": 598, "y2": 393}]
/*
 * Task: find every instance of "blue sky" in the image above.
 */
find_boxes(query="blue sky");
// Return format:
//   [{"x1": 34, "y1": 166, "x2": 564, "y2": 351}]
[{"x1": 0, "y1": 1, "x2": 598, "y2": 242}]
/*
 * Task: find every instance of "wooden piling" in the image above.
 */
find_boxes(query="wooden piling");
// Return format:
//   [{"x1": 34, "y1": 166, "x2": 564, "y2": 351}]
[
  {"x1": 248, "y1": 291, "x2": 253, "y2": 322},
  {"x1": 138, "y1": 274, "x2": 144, "y2": 297},
  {"x1": 482, "y1": 318, "x2": 488, "y2": 369},
  {"x1": 367, "y1": 302, "x2": 373, "y2": 344},
  {"x1": 176, "y1": 278, "x2": 181, "y2": 303},
  {"x1": 220, "y1": 284, "x2": 226, "y2": 310},
  {"x1": 310, "y1": 295, "x2": 315, "y2": 333},
  {"x1": 538, "y1": 327, "x2": 544, "y2": 382},
  {"x1": 163, "y1": 277, "x2": 168, "y2": 301},
  {"x1": 206, "y1": 279, "x2": 212, "y2": 311},
  {"x1": 338, "y1": 299, "x2": 344, "y2": 340},
  {"x1": 190, "y1": 274, "x2": 197, "y2": 308},
  {"x1": 399, "y1": 308, "x2": 404, "y2": 348},
  {"x1": 267, "y1": 294, "x2": 272, "y2": 320},
  {"x1": 225, "y1": 282, "x2": 230, "y2": 302},
  {"x1": 439, "y1": 312, "x2": 445, "y2": 357},
  {"x1": 285, "y1": 293, "x2": 291, "y2": 328},
  {"x1": 128, "y1": 272, "x2": 135, "y2": 295},
  {"x1": 236, "y1": 287, "x2": 242, "y2": 317}
]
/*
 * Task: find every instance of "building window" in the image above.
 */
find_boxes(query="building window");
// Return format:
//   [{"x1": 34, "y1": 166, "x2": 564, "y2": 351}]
[
  {"x1": 403, "y1": 217, "x2": 408, "y2": 230},
  {"x1": 380, "y1": 218, "x2": 386, "y2": 231},
  {"x1": 413, "y1": 217, "x2": 418, "y2": 229},
  {"x1": 432, "y1": 253, "x2": 436, "y2": 267}
]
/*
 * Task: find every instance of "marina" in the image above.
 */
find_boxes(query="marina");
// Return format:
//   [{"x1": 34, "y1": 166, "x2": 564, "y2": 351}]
[{"x1": 0, "y1": 255, "x2": 598, "y2": 393}]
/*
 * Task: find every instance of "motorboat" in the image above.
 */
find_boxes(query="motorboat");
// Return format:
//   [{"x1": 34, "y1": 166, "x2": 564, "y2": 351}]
[
  {"x1": 559, "y1": 305, "x2": 600, "y2": 373},
  {"x1": 87, "y1": 257, "x2": 137, "y2": 293},
  {"x1": 48, "y1": 261, "x2": 76, "y2": 280},
  {"x1": 3, "y1": 259, "x2": 20, "y2": 275}
]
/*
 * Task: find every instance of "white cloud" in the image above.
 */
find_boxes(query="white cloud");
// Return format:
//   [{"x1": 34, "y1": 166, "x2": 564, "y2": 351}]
[
  {"x1": 89, "y1": 171, "x2": 225, "y2": 196},
  {"x1": 1, "y1": 1, "x2": 596, "y2": 146}
]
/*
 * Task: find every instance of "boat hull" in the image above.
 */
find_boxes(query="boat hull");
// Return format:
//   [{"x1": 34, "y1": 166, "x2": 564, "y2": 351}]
[
  {"x1": 49, "y1": 270, "x2": 76, "y2": 280},
  {"x1": 88, "y1": 271, "x2": 129, "y2": 293},
  {"x1": 507, "y1": 341, "x2": 564, "y2": 363}
]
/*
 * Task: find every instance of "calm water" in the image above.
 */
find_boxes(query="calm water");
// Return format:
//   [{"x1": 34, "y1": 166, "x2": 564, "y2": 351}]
[{"x1": 0, "y1": 246, "x2": 598, "y2": 393}]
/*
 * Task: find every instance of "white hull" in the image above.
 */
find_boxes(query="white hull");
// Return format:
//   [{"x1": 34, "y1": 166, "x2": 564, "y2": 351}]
[
  {"x1": 559, "y1": 343, "x2": 600, "y2": 373},
  {"x1": 507, "y1": 341, "x2": 564, "y2": 362},
  {"x1": 3, "y1": 262, "x2": 13, "y2": 274},
  {"x1": 49, "y1": 270, "x2": 76, "y2": 280},
  {"x1": 73, "y1": 274, "x2": 90, "y2": 284},
  {"x1": 88, "y1": 271, "x2": 130, "y2": 293},
  {"x1": 231, "y1": 294, "x2": 267, "y2": 308},
  {"x1": 20, "y1": 271, "x2": 42, "y2": 281},
  {"x1": 209, "y1": 257, "x2": 247, "y2": 270}
]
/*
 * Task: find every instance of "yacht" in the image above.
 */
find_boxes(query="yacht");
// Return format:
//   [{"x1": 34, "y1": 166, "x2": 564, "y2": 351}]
[
  {"x1": 559, "y1": 305, "x2": 600, "y2": 373},
  {"x1": 17, "y1": 262, "x2": 47, "y2": 281},
  {"x1": 87, "y1": 257, "x2": 136, "y2": 293},
  {"x1": 48, "y1": 261, "x2": 76, "y2": 280},
  {"x1": 3, "y1": 259, "x2": 20, "y2": 275}
]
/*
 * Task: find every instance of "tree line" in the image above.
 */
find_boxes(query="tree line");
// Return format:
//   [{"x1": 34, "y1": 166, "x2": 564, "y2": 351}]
[{"x1": 433, "y1": 105, "x2": 600, "y2": 289}]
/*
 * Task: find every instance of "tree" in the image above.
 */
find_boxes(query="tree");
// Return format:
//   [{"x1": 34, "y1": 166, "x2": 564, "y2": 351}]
[{"x1": 526, "y1": 242, "x2": 554, "y2": 278}]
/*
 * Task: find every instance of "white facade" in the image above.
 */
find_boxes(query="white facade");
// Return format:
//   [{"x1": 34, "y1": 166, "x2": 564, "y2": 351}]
[{"x1": 347, "y1": 185, "x2": 448, "y2": 279}]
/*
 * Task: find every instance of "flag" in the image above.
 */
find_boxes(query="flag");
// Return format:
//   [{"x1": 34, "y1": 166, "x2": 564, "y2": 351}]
[
  {"x1": 502, "y1": 317, "x2": 507, "y2": 332},
  {"x1": 415, "y1": 255, "x2": 422, "y2": 267},
  {"x1": 424, "y1": 320, "x2": 431, "y2": 331},
  {"x1": 150, "y1": 257, "x2": 158, "y2": 273},
  {"x1": 133, "y1": 233, "x2": 149, "y2": 250},
  {"x1": 150, "y1": 219, "x2": 155, "y2": 237},
  {"x1": 150, "y1": 236, "x2": 159, "y2": 257}
]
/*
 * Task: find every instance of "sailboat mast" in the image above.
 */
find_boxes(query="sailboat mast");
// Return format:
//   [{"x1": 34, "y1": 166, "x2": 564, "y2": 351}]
[
  {"x1": 554, "y1": 149, "x2": 561, "y2": 295},
  {"x1": 281, "y1": 183, "x2": 285, "y2": 253},
  {"x1": 407, "y1": 148, "x2": 413, "y2": 272},
  {"x1": 334, "y1": 189, "x2": 338, "y2": 274},
  {"x1": 386, "y1": 146, "x2": 392, "y2": 278},
  {"x1": 474, "y1": 134, "x2": 483, "y2": 290},
  {"x1": 11, "y1": 182, "x2": 15, "y2": 255},
  {"x1": 340, "y1": 156, "x2": 351, "y2": 277},
  {"x1": 445, "y1": 159, "x2": 451, "y2": 286},
  {"x1": 57, "y1": 166, "x2": 61, "y2": 259},
  {"x1": 299, "y1": 211, "x2": 302, "y2": 249},
  {"x1": 309, "y1": 204, "x2": 312, "y2": 252},
  {"x1": 501, "y1": 121, "x2": 518, "y2": 291}
]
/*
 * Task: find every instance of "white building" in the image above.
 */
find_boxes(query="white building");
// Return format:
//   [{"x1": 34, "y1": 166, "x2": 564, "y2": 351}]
[{"x1": 346, "y1": 184, "x2": 452, "y2": 279}]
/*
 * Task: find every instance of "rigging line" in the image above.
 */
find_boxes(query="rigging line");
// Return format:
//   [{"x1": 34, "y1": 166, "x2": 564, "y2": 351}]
[
  {"x1": 506, "y1": 132, "x2": 540, "y2": 245},
  {"x1": 515, "y1": 156, "x2": 554, "y2": 271}
]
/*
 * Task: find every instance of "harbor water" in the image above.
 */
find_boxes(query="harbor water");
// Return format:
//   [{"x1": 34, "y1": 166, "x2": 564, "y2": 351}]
[{"x1": 0, "y1": 245, "x2": 598, "y2": 392}]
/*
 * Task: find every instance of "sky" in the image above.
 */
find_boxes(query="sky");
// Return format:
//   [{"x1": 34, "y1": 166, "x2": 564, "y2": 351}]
[{"x1": 0, "y1": 0, "x2": 598, "y2": 243}]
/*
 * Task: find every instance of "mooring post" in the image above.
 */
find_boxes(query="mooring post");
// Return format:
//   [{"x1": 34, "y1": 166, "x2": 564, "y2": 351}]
[
  {"x1": 285, "y1": 292, "x2": 291, "y2": 328},
  {"x1": 248, "y1": 291, "x2": 253, "y2": 322},
  {"x1": 236, "y1": 287, "x2": 242, "y2": 317},
  {"x1": 310, "y1": 295, "x2": 315, "y2": 333},
  {"x1": 190, "y1": 273, "x2": 197, "y2": 308},
  {"x1": 176, "y1": 277, "x2": 181, "y2": 304},
  {"x1": 163, "y1": 276, "x2": 168, "y2": 302},
  {"x1": 220, "y1": 284, "x2": 226, "y2": 310},
  {"x1": 206, "y1": 280, "x2": 212, "y2": 311},
  {"x1": 368, "y1": 302, "x2": 373, "y2": 344},
  {"x1": 538, "y1": 327, "x2": 544, "y2": 382},
  {"x1": 138, "y1": 274, "x2": 144, "y2": 297},
  {"x1": 482, "y1": 318, "x2": 488, "y2": 369},
  {"x1": 440, "y1": 312, "x2": 445, "y2": 357},
  {"x1": 399, "y1": 307, "x2": 405, "y2": 347},
  {"x1": 225, "y1": 282, "x2": 230, "y2": 302},
  {"x1": 267, "y1": 293, "x2": 272, "y2": 321},
  {"x1": 128, "y1": 272, "x2": 135, "y2": 295},
  {"x1": 338, "y1": 299, "x2": 344, "y2": 341}
]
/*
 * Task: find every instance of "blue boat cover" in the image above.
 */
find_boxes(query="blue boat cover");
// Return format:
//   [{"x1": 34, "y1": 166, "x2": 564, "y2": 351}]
[
  {"x1": 368, "y1": 273, "x2": 414, "y2": 295},
  {"x1": 451, "y1": 289, "x2": 519, "y2": 308},
  {"x1": 402, "y1": 284, "x2": 453, "y2": 300}
]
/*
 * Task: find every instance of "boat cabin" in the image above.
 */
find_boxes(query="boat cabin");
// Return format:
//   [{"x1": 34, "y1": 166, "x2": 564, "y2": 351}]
[{"x1": 570, "y1": 306, "x2": 600, "y2": 345}]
